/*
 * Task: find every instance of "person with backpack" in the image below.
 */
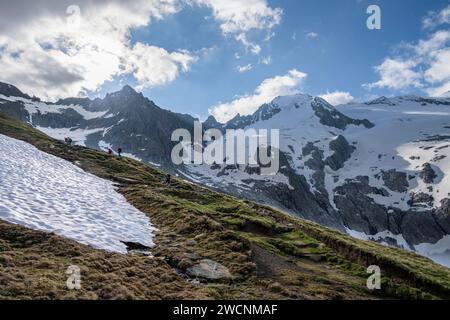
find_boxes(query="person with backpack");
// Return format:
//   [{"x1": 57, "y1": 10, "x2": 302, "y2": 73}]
[{"x1": 118, "y1": 148, "x2": 122, "y2": 157}]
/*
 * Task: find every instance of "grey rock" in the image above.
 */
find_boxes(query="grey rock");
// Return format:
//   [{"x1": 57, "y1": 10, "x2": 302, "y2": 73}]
[
  {"x1": 381, "y1": 170, "x2": 409, "y2": 193},
  {"x1": 408, "y1": 192, "x2": 434, "y2": 207},
  {"x1": 420, "y1": 163, "x2": 438, "y2": 183},
  {"x1": 186, "y1": 259, "x2": 232, "y2": 280},
  {"x1": 325, "y1": 135, "x2": 355, "y2": 171},
  {"x1": 311, "y1": 97, "x2": 374, "y2": 129}
]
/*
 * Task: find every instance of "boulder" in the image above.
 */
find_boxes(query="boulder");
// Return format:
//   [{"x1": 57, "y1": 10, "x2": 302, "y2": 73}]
[{"x1": 186, "y1": 259, "x2": 232, "y2": 281}]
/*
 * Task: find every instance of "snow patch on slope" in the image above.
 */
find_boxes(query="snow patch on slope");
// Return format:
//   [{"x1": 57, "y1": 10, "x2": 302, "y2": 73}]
[
  {"x1": 0, "y1": 94, "x2": 107, "y2": 120},
  {"x1": 0, "y1": 134, "x2": 155, "y2": 253}
]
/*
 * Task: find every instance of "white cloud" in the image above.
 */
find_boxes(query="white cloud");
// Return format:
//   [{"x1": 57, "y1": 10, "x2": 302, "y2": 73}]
[
  {"x1": 0, "y1": 0, "x2": 194, "y2": 100},
  {"x1": 366, "y1": 6, "x2": 450, "y2": 98},
  {"x1": 306, "y1": 32, "x2": 318, "y2": 39},
  {"x1": 235, "y1": 33, "x2": 262, "y2": 55},
  {"x1": 366, "y1": 58, "x2": 422, "y2": 90},
  {"x1": 260, "y1": 56, "x2": 272, "y2": 65},
  {"x1": 196, "y1": 0, "x2": 282, "y2": 34},
  {"x1": 319, "y1": 91, "x2": 354, "y2": 106},
  {"x1": 125, "y1": 44, "x2": 197, "y2": 89},
  {"x1": 424, "y1": 48, "x2": 450, "y2": 83},
  {"x1": 0, "y1": 0, "x2": 283, "y2": 99},
  {"x1": 237, "y1": 64, "x2": 253, "y2": 73},
  {"x1": 422, "y1": 4, "x2": 450, "y2": 29},
  {"x1": 209, "y1": 69, "x2": 307, "y2": 123},
  {"x1": 427, "y1": 82, "x2": 450, "y2": 97},
  {"x1": 195, "y1": 0, "x2": 282, "y2": 54}
]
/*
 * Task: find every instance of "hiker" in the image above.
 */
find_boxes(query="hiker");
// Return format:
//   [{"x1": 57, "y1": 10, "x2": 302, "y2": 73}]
[
  {"x1": 118, "y1": 147, "x2": 122, "y2": 158},
  {"x1": 165, "y1": 174, "x2": 171, "y2": 185},
  {"x1": 108, "y1": 148, "x2": 113, "y2": 155},
  {"x1": 64, "y1": 137, "x2": 72, "y2": 145}
]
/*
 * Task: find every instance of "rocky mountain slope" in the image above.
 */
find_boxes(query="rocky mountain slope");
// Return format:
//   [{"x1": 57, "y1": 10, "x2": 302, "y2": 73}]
[
  {"x1": 186, "y1": 94, "x2": 450, "y2": 267},
  {"x1": 0, "y1": 83, "x2": 196, "y2": 168},
  {"x1": 1, "y1": 82, "x2": 449, "y2": 267},
  {"x1": 1, "y1": 112, "x2": 450, "y2": 299}
]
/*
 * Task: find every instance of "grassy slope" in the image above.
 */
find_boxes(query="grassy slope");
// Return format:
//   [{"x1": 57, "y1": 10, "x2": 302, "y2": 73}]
[{"x1": 1, "y1": 112, "x2": 450, "y2": 300}]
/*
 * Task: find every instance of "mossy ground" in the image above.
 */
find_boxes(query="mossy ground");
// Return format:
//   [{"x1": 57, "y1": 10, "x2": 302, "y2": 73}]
[{"x1": 1, "y1": 113, "x2": 450, "y2": 300}]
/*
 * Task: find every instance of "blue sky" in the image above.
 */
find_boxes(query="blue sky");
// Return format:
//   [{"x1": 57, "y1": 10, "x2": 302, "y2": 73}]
[
  {"x1": 119, "y1": 0, "x2": 450, "y2": 120},
  {"x1": 1, "y1": 0, "x2": 449, "y2": 122}
]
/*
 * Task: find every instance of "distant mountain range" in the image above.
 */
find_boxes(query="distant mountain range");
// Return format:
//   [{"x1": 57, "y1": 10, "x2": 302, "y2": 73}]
[{"x1": 1, "y1": 81, "x2": 450, "y2": 266}]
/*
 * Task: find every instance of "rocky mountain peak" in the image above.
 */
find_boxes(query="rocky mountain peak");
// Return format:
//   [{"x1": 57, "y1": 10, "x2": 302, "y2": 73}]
[
  {"x1": 365, "y1": 96, "x2": 396, "y2": 106},
  {"x1": 108, "y1": 85, "x2": 142, "y2": 100},
  {"x1": 0, "y1": 82, "x2": 30, "y2": 99},
  {"x1": 203, "y1": 115, "x2": 222, "y2": 129}
]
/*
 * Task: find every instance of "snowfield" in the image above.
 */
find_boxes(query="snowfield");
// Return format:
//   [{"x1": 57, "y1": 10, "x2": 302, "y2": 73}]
[{"x1": 0, "y1": 134, "x2": 156, "y2": 253}]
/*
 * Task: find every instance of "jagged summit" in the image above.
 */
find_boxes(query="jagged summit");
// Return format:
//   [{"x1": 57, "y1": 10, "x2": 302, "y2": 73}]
[
  {"x1": 203, "y1": 115, "x2": 222, "y2": 129},
  {"x1": 119, "y1": 84, "x2": 139, "y2": 95},
  {"x1": 106, "y1": 84, "x2": 143, "y2": 100}
]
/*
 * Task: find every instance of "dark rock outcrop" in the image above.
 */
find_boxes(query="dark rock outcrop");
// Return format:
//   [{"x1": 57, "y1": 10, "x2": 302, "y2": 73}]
[
  {"x1": 420, "y1": 163, "x2": 438, "y2": 184},
  {"x1": 381, "y1": 170, "x2": 409, "y2": 193},
  {"x1": 311, "y1": 98, "x2": 374, "y2": 129},
  {"x1": 0, "y1": 82, "x2": 30, "y2": 99},
  {"x1": 325, "y1": 135, "x2": 355, "y2": 171}
]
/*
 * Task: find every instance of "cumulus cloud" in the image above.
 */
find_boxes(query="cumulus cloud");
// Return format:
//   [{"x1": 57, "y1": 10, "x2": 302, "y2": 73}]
[
  {"x1": 306, "y1": 32, "x2": 318, "y2": 39},
  {"x1": 365, "y1": 59, "x2": 422, "y2": 90},
  {"x1": 209, "y1": 69, "x2": 307, "y2": 123},
  {"x1": 125, "y1": 44, "x2": 197, "y2": 90},
  {"x1": 0, "y1": 0, "x2": 282, "y2": 100},
  {"x1": 319, "y1": 91, "x2": 354, "y2": 106},
  {"x1": 195, "y1": 0, "x2": 282, "y2": 55},
  {"x1": 0, "y1": 0, "x2": 193, "y2": 99},
  {"x1": 366, "y1": 5, "x2": 450, "y2": 97}
]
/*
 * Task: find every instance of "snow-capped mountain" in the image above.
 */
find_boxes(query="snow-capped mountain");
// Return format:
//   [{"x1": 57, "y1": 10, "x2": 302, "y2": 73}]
[
  {"x1": 187, "y1": 94, "x2": 450, "y2": 266},
  {"x1": 0, "y1": 83, "x2": 197, "y2": 166},
  {"x1": 1, "y1": 82, "x2": 450, "y2": 266}
]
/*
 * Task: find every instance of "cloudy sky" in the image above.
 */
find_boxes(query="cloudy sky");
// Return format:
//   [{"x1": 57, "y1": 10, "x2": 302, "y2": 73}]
[{"x1": 0, "y1": 0, "x2": 449, "y2": 122}]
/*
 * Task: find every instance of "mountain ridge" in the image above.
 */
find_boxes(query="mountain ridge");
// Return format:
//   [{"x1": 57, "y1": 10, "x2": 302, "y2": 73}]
[
  {"x1": 1, "y1": 81, "x2": 450, "y2": 267},
  {"x1": 1, "y1": 112, "x2": 450, "y2": 299}
]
